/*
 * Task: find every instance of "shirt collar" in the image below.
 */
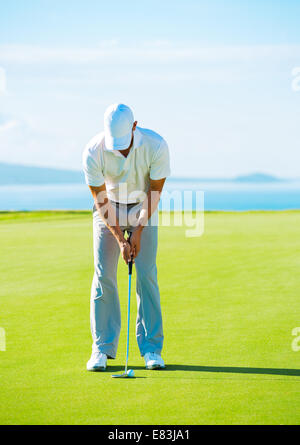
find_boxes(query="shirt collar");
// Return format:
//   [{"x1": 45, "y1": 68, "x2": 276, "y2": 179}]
[
  {"x1": 133, "y1": 127, "x2": 142, "y2": 150},
  {"x1": 107, "y1": 127, "x2": 142, "y2": 157}
]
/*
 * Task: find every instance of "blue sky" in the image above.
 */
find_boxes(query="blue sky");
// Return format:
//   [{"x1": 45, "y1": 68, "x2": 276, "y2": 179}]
[{"x1": 1, "y1": 0, "x2": 300, "y2": 177}]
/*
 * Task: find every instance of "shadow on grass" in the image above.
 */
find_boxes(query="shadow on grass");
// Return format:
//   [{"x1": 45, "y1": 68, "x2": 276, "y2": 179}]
[
  {"x1": 104, "y1": 365, "x2": 125, "y2": 372},
  {"x1": 161, "y1": 365, "x2": 300, "y2": 377},
  {"x1": 104, "y1": 364, "x2": 300, "y2": 377}
]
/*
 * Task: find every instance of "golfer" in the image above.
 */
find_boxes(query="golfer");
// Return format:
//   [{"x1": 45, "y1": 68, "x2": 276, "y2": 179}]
[{"x1": 82, "y1": 103, "x2": 171, "y2": 371}]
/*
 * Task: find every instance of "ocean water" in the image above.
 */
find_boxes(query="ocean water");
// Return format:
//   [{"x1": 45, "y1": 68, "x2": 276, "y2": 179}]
[{"x1": 0, "y1": 180, "x2": 300, "y2": 211}]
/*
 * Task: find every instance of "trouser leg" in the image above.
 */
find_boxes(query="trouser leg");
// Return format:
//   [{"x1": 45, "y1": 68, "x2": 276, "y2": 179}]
[
  {"x1": 134, "y1": 225, "x2": 164, "y2": 356},
  {"x1": 90, "y1": 214, "x2": 121, "y2": 358}
]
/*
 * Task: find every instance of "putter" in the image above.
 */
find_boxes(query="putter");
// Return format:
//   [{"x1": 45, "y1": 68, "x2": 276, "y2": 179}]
[{"x1": 111, "y1": 232, "x2": 135, "y2": 379}]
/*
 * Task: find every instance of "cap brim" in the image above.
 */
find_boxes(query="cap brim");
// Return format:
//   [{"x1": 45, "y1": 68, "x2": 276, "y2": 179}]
[{"x1": 104, "y1": 131, "x2": 132, "y2": 151}]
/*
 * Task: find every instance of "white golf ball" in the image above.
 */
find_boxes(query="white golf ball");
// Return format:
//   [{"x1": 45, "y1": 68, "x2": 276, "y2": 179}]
[{"x1": 127, "y1": 369, "x2": 135, "y2": 377}]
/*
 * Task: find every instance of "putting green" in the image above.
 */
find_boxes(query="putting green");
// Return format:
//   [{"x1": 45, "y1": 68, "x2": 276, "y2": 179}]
[{"x1": 0, "y1": 210, "x2": 299, "y2": 425}]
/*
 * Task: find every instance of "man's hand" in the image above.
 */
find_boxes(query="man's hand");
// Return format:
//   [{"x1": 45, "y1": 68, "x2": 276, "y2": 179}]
[
  {"x1": 130, "y1": 226, "x2": 143, "y2": 259},
  {"x1": 119, "y1": 240, "x2": 132, "y2": 264}
]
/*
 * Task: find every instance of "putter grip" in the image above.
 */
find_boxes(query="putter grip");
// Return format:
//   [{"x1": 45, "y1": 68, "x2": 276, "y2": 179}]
[
  {"x1": 128, "y1": 258, "x2": 133, "y2": 275},
  {"x1": 127, "y1": 232, "x2": 133, "y2": 275}
]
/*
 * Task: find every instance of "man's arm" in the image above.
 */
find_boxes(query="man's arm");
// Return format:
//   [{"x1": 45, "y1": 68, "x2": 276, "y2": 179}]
[
  {"x1": 130, "y1": 177, "x2": 166, "y2": 259},
  {"x1": 88, "y1": 184, "x2": 132, "y2": 264}
]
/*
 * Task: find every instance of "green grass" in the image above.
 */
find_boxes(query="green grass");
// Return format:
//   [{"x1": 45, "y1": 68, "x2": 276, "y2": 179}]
[{"x1": 0, "y1": 210, "x2": 300, "y2": 425}]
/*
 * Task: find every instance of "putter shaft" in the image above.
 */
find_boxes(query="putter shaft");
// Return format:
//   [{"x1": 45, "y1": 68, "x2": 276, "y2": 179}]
[{"x1": 111, "y1": 234, "x2": 133, "y2": 379}]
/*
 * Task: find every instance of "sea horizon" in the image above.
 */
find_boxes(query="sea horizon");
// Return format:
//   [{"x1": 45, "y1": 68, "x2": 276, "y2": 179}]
[{"x1": 0, "y1": 178, "x2": 300, "y2": 212}]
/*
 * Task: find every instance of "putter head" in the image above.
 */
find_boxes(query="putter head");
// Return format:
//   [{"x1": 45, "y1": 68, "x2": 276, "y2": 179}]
[
  {"x1": 111, "y1": 369, "x2": 135, "y2": 378},
  {"x1": 111, "y1": 373, "x2": 128, "y2": 378}
]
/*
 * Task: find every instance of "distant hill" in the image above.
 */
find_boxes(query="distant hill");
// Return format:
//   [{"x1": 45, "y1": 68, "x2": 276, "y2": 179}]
[
  {"x1": 168, "y1": 173, "x2": 285, "y2": 183},
  {"x1": 0, "y1": 163, "x2": 286, "y2": 185},
  {"x1": 234, "y1": 173, "x2": 283, "y2": 183},
  {"x1": 0, "y1": 163, "x2": 84, "y2": 185}
]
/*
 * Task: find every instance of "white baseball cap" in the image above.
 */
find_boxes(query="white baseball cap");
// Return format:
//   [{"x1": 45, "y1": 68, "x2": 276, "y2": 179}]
[{"x1": 104, "y1": 103, "x2": 134, "y2": 150}]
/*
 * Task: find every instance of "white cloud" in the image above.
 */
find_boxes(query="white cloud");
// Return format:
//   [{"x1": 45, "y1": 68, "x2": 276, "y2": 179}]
[
  {"x1": 97, "y1": 39, "x2": 119, "y2": 48},
  {"x1": 0, "y1": 67, "x2": 6, "y2": 94},
  {"x1": 1, "y1": 43, "x2": 300, "y2": 65},
  {"x1": 0, "y1": 120, "x2": 18, "y2": 133},
  {"x1": 1, "y1": 42, "x2": 299, "y2": 177}
]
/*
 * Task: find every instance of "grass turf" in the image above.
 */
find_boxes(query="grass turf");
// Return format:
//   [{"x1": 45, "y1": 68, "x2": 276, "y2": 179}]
[{"x1": 0, "y1": 210, "x2": 299, "y2": 425}]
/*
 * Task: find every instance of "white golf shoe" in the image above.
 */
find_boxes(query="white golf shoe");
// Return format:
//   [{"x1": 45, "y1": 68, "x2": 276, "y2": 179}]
[
  {"x1": 86, "y1": 352, "x2": 107, "y2": 371},
  {"x1": 144, "y1": 352, "x2": 165, "y2": 370}
]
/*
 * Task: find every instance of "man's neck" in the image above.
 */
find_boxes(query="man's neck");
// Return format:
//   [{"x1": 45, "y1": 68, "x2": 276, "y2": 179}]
[{"x1": 118, "y1": 134, "x2": 134, "y2": 158}]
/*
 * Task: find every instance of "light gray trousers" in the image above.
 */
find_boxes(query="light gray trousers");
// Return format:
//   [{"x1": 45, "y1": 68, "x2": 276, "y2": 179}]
[{"x1": 90, "y1": 202, "x2": 163, "y2": 359}]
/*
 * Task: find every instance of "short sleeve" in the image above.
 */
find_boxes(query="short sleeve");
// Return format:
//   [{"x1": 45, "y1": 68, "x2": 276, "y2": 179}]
[
  {"x1": 150, "y1": 139, "x2": 171, "y2": 180},
  {"x1": 82, "y1": 147, "x2": 105, "y2": 187}
]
